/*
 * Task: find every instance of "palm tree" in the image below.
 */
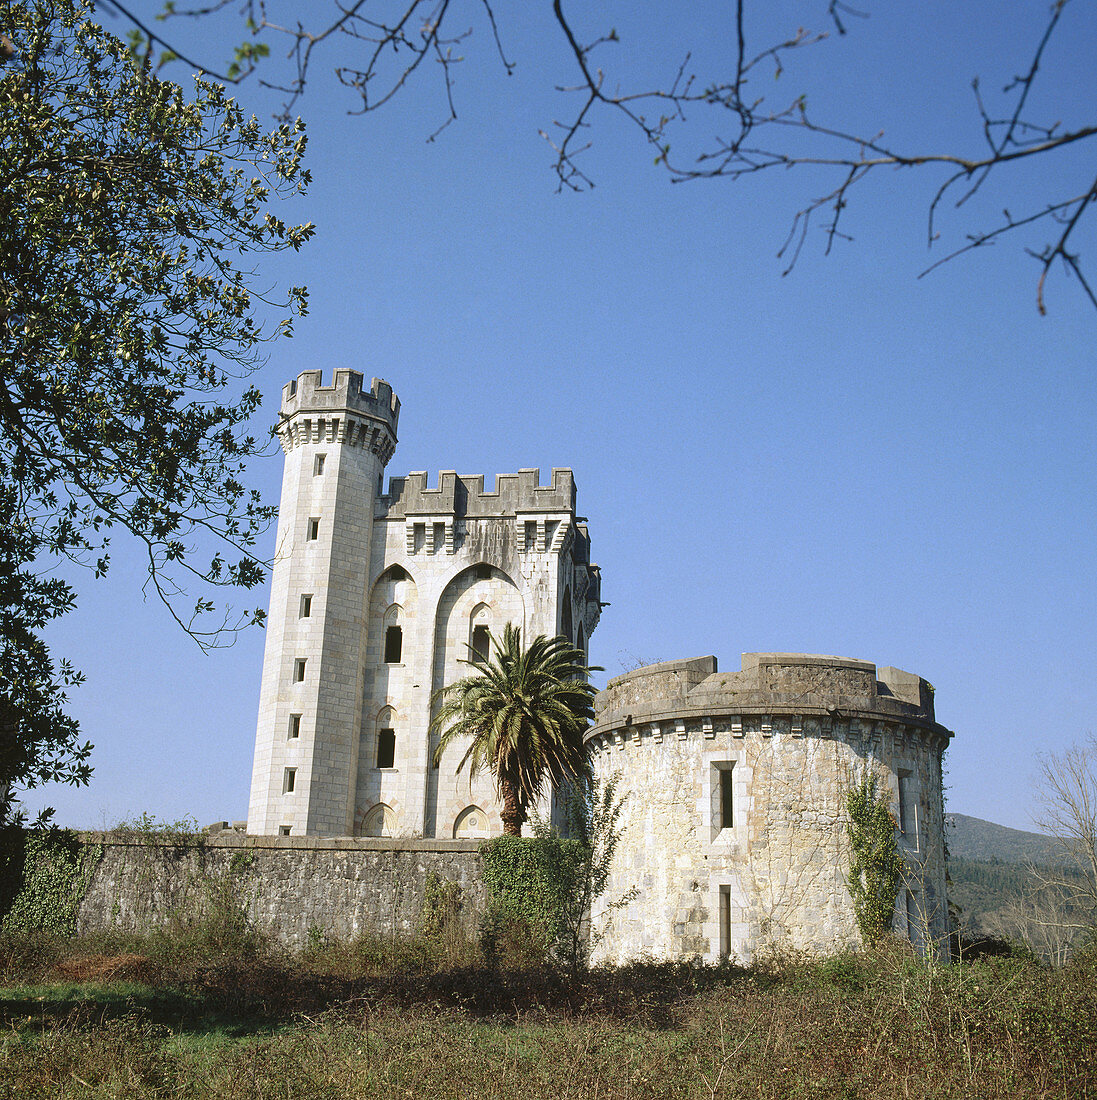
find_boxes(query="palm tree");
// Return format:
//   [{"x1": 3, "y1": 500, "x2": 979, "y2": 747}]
[{"x1": 431, "y1": 623, "x2": 598, "y2": 836}]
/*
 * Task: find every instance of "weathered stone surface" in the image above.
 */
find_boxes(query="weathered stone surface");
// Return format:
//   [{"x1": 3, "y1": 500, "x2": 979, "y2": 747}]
[{"x1": 77, "y1": 835, "x2": 487, "y2": 948}]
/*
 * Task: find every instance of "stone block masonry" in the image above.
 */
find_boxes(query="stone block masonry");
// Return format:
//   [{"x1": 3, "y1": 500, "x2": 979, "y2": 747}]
[{"x1": 76, "y1": 834, "x2": 487, "y2": 948}]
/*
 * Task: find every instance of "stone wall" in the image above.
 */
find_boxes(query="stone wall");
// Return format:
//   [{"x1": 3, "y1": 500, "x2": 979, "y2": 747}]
[{"x1": 76, "y1": 834, "x2": 487, "y2": 949}]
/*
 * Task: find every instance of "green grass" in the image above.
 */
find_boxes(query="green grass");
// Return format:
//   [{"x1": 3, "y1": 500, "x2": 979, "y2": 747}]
[{"x1": 0, "y1": 930, "x2": 1093, "y2": 1098}]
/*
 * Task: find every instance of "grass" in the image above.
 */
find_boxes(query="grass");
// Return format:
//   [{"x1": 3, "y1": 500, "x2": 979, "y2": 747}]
[{"x1": 0, "y1": 928, "x2": 1093, "y2": 1098}]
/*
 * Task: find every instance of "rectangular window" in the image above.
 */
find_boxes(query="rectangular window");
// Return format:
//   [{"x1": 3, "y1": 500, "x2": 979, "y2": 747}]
[
  {"x1": 898, "y1": 771, "x2": 917, "y2": 842},
  {"x1": 432, "y1": 522, "x2": 446, "y2": 552},
  {"x1": 720, "y1": 767, "x2": 735, "y2": 830},
  {"x1": 524, "y1": 520, "x2": 537, "y2": 551},
  {"x1": 377, "y1": 728, "x2": 396, "y2": 769},
  {"x1": 307, "y1": 517, "x2": 320, "y2": 541},
  {"x1": 299, "y1": 594, "x2": 312, "y2": 618},
  {"x1": 293, "y1": 658, "x2": 307, "y2": 682},
  {"x1": 314, "y1": 453, "x2": 326, "y2": 475},
  {"x1": 471, "y1": 624, "x2": 491, "y2": 663},
  {"x1": 719, "y1": 885, "x2": 731, "y2": 959},
  {"x1": 283, "y1": 767, "x2": 296, "y2": 794},
  {"x1": 384, "y1": 625, "x2": 402, "y2": 664},
  {"x1": 279, "y1": 825, "x2": 292, "y2": 836},
  {"x1": 288, "y1": 713, "x2": 301, "y2": 739}
]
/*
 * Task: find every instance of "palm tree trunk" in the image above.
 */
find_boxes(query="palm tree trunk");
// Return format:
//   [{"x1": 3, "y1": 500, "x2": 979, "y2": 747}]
[{"x1": 500, "y1": 779, "x2": 524, "y2": 836}]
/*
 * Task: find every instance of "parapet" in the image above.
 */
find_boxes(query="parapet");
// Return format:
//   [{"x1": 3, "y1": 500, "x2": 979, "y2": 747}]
[
  {"x1": 592, "y1": 652, "x2": 947, "y2": 737},
  {"x1": 280, "y1": 370, "x2": 400, "y2": 433},
  {"x1": 379, "y1": 467, "x2": 578, "y2": 519}
]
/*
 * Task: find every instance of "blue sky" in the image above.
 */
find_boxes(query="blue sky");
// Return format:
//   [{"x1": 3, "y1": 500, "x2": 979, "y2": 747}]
[{"x1": 29, "y1": 1, "x2": 1097, "y2": 832}]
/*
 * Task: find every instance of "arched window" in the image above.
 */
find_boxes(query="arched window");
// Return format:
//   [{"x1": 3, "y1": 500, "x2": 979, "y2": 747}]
[
  {"x1": 471, "y1": 625, "x2": 491, "y2": 663},
  {"x1": 376, "y1": 706, "x2": 397, "y2": 769}
]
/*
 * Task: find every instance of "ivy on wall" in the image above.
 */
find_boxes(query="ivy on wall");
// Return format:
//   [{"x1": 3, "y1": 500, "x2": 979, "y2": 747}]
[
  {"x1": 479, "y1": 835, "x2": 586, "y2": 957},
  {"x1": 846, "y1": 773, "x2": 904, "y2": 946},
  {"x1": 1, "y1": 829, "x2": 102, "y2": 936}
]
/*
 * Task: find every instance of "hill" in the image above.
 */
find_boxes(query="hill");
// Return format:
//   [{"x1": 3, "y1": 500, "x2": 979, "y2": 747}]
[{"x1": 946, "y1": 812, "x2": 1065, "y2": 865}]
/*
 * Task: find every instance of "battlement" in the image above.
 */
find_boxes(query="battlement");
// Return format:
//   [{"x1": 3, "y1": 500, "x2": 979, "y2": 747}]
[
  {"x1": 379, "y1": 468, "x2": 577, "y2": 519},
  {"x1": 280, "y1": 370, "x2": 400, "y2": 432},
  {"x1": 593, "y1": 652, "x2": 944, "y2": 732}
]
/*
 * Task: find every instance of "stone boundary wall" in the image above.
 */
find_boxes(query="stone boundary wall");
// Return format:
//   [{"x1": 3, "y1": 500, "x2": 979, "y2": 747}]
[{"x1": 76, "y1": 834, "x2": 487, "y2": 949}]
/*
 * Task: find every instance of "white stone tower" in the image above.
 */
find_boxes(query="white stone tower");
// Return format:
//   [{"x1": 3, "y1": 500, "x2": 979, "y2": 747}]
[{"x1": 248, "y1": 370, "x2": 399, "y2": 836}]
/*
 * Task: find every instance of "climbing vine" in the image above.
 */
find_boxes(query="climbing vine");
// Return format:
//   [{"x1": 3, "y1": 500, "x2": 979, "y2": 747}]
[
  {"x1": 1, "y1": 829, "x2": 102, "y2": 936},
  {"x1": 479, "y1": 835, "x2": 586, "y2": 960},
  {"x1": 846, "y1": 773, "x2": 904, "y2": 946}
]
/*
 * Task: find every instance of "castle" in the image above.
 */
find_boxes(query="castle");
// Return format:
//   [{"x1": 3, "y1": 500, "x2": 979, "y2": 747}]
[
  {"x1": 248, "y1": 372, "x2": 952, "y2": 961},
  {"x1": 247, "y1": 370, "x2": 601, "y2": 839}
]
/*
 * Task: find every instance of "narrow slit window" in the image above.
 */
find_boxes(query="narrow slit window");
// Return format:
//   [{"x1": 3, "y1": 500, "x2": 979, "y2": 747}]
[
  {"x1": 719, "y1": 885, "x2": 732, "y2": 959},
  {"x1": 283, "y1": 767, "x2": 296, "y2": 794},
  {"x1": 471, "y1": 624, "x2": 491, "y2": 663},
  {"x1": 314, "y1": 453, "x2": 326, "y2": 475},
  {"x1": 293, "y1": 658, "x2": 307, "y2": 682},
  {"x1": 384, "y1": 625, "x2": 402, "y2": 664},
  {"x1": 720, "y1": 768, "x2": 734, "y2": 829},
  {"x1": 432, "y1": 522, "x2": 446, "y2": 552},
  {"x1": 307, "y1": 517, "x2": 320, "y2": 541},
  {"x1": 377, "y1": 728, "x2": 396, "y2": 769},
  {"x1": 524, "y1": 520, "x2": 537, "y2": 551},
  {"x1": 299, "y1": 594, "x2": 312, "y2": 618},
  {"x1": 288, "y1": 714, "x2": 301, "y2": 739},
  {"x1": 898, "y1": 771, "x2": 916, "y2": 841}
]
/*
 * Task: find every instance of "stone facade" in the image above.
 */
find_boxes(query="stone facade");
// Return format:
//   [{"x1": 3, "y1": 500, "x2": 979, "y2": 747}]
[
  {"x1": 248, "y1": 370, "x2": 601, "y2": 838},
  {"x1": 587, "y1": 654, "x2": 952, "y2": 964}
]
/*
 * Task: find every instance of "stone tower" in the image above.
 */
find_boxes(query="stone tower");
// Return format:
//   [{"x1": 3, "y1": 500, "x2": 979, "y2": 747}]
[
  {"x1": 248, "y1": 370, "x2": 601, "y2": 838},
  {"x1": 248, "y1": 370, "x2": 400, "y2": 836}
]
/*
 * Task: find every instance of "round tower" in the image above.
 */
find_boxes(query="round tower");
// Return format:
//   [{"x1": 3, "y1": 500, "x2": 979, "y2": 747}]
[{"x1": 248, "y1": 370, "x2": 399, "y2": 836}]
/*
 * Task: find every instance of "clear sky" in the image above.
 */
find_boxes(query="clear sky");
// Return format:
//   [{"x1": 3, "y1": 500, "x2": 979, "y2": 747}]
[{"x1": 27, "y1": 1, "x2": 1097, "y2": 832}]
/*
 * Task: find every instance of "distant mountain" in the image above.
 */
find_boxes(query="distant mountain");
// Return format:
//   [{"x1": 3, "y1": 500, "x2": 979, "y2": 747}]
[{"x1": 947, "y1": 812, "x2": 1065, "y2": 865}]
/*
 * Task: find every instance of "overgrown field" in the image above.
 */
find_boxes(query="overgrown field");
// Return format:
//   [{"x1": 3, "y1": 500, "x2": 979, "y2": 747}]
[{"x1": 0, "y1": 928, "x2": 1093, "y2": 1099}]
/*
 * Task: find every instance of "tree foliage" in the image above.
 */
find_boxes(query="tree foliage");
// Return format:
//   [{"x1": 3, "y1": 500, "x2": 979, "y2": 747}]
[
  {"x1": 0, "y1": 0, "x2": 313, "y2": 820},
  {"x1": 431, "y1": 624, "x2": 597, "y2": 836},
  {"x1": 846, "y1": 772, "x2": 903, "y2": 946},
  {"x1": 134, "y1": 0, "x2": 1097, "y2": 314}
]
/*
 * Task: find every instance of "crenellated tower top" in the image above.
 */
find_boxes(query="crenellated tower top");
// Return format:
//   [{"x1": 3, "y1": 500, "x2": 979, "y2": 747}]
[{"x1": 276, "y1": 369, "x2": 400, "y2": 462}]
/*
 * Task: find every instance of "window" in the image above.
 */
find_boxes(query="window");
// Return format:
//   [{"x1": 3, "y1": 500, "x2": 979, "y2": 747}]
[
  {"x1": 384, "y1": 625, "x2": 402, "y2": 664},
  {"x1": 279, "y1": 825, "x2": 292, "y2": 836},
  {"x1": 299, "y1": 594, "x2": 312, "y2": 618},
  {"x1": 293, "y1": 658, "x2": 307, "y2": 682},
  {"x1": 476, "y1": 564, "x2": 492, "y2": 581},
  {"x1": 288, "y1": 713, "x2": 301, "y2": 739},
  {"x1": 283, "y1": 767, "x2": 296, "y2": 794},
  {"x1": 288, "y1": 379, "x2": 298, "y2": 397},
  {"x1": 388, "y1": 564, "x2": 406, "y2": 581},
  {"x1": 314, "y1": 453, "x2": 326, "y2": 475},
  {"x1": 432, "y1": 522, "x2": 445, "y2": 552},
  {"x1": 376, "y1": 727, "x2": 396, "y2": 769},
  {"x1": 719, "y1": 767, "x2": 735, "y2": 830},
  {"x1": 898, "y1": 771, "x2": 917, "y2": 842},
  {"x1": 711, "y1": 762, "x2": 735, "y2": 835},
  {"x1": 307, "y1": 517, "x2": 320, "y2": 541},
  {"x1": 471, "y1": 624, "x2": 491, "y2": 663},
  {"x1": 719, "y1": 885, "x2": 732, "y2": 958},
  {"x1": 524, "y1": 520, "x2": 537, "y2": 551}
]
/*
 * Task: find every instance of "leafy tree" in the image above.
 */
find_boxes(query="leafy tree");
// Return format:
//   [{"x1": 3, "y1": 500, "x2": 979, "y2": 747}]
[
  {"x1": 846, "y1": 772, "x2": 904, "y2": 946},
  {"x1": 431, "y1": 624, "x2": 597, "y2": 836},
  {"x1": 0, "y1": 0, "x2": 313, "y2": 821},
  {"x1": 133, "y1": 0, "x2": 1095, "y2": 313}
]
